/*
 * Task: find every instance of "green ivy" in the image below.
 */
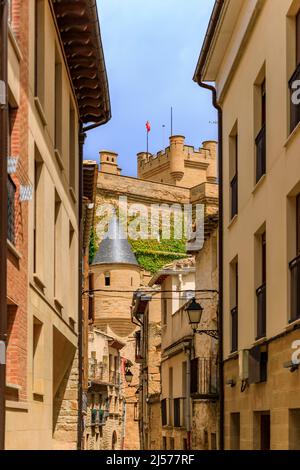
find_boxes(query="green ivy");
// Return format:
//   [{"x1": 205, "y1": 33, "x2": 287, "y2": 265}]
[
  {"x1": 89, "y1": 228, "x2": 97, "y2": 265},
  {"x1": 130, "y1": 238, "x2": 187, "y2": 273}
]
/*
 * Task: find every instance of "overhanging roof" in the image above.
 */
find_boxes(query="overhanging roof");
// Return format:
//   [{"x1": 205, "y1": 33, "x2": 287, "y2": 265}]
[{"x1": 52, "y1": 0, "x2": 111, "y2": 126}]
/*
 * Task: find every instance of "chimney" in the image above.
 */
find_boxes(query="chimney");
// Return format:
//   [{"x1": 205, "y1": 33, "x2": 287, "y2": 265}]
[{"x1": 99, "y1": 151, "x2": 121, "y2": 175}]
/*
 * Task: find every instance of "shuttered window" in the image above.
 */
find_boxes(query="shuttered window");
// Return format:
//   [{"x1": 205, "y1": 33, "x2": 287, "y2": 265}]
[{"x1": 190, "y1": 358, "x2": 198, "y2": 394}]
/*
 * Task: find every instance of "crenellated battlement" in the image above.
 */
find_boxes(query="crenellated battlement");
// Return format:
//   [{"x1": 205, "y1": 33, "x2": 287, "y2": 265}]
[{"x1": 137, "y1": 136, "x2": 217, "y2": 188}]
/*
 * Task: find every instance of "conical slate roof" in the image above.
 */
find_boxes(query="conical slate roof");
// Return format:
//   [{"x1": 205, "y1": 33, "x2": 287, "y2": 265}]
[{"x1": 92, "y1": 215, "x2": 139, "y2": 266}]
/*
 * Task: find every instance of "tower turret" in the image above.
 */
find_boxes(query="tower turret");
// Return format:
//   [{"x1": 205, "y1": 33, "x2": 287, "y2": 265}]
[{"x1": 169, "y1": 135, "x2": 185, "y2": 183}]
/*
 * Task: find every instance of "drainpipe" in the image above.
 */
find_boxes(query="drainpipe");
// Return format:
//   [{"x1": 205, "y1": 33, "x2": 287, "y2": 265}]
[
  {"x1": 193, "y1": 0, "x2": 225, "y2": 450},
  {"x1": 77, "y1": 119, "x2": 110, "y2": 450},
  {"x1": 77, "y1": 126, "x2": 85, "y2": 450},
  {"x1": 0, "y1": 0, "x2": 8, "y2": 452},
  {"x1": 186, "y1": 346, "x2": 192, "y2": 450}
]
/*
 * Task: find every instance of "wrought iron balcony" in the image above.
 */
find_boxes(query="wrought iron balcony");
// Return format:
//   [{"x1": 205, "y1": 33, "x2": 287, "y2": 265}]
[
  {"x1": 255, "y1": 124, "x2": 266, "y2": 183},
  {"x1": 289, "y1": 255, "x2": 300, "y2": 322},
  {"x1": 256, "y1": 283, "x2": 266, "y2": 339},
  {"x1": 289, "y1": 63, "x2": 300, "y2": 133},
  {"x1": 190, "y1": 356, "x2": 219, "y2": 399}
]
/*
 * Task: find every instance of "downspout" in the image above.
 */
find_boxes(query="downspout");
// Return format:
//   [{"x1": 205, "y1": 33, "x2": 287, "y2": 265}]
[
  {"x1": 77, "y1": 125, "x2": 85, "y2": 450},
  {"x1": 186, "y1": 346, "x2": 191, "y2": 450},
  {"x1": 0, "y1": 0, "x2": 8, "y2": 452},
  {"x1": 193, "y1": 0, "x2": 225, "y2": 450}
]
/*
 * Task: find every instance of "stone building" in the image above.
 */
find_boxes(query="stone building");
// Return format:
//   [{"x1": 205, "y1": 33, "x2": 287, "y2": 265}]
[
  {"x1": 85, "y1": 328, "x2": 125, "y2": 451},
  {"x1": 92, "y1": 135, "x2": 218, "y2": 449},
  {"x1": 90, "y1": 216, "x2": 142, "y2": 450},
  {"x1": 195, "y1": 0, "x2": 300, "y2": 450},
  {"x1": 132, "y1": 287, "x2": 162, "y2": 449},
  {"x1": 4, "y1": 0, "x2": 110, "y2": 450}
]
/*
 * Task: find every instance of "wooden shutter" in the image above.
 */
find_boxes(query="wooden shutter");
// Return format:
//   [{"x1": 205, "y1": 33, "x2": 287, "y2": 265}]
[
  {"x1": 248, "y1": 346, "x2": 261, "y2": 384},
  {"x1": 190, "y1": 358, "x2": 198, "y2": 394}
]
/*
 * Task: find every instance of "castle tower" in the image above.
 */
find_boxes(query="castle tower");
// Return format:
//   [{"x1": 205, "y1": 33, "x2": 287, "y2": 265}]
[
  {"x1": 169, "y1": 135, "x2": 185, "y2": 183},
  {"x1": 99, "y1": 150, "x2": 121, "y2": 175},
  {"x1": 91, "y1": 215, "x2": 142, "y2": 449}
]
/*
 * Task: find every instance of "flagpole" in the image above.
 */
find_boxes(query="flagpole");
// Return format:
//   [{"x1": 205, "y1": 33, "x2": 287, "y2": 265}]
[
  {"x1": 147, "y1": 127, "x2": 149, "y2": 155},
  {"x1": 171, "y1": 107, "x2": 173, "y2": 136}
]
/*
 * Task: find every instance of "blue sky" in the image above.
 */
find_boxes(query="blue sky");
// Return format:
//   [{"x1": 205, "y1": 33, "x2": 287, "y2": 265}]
[{"x1": 84, "y1": 0, "x2": 216, "y2": 177}]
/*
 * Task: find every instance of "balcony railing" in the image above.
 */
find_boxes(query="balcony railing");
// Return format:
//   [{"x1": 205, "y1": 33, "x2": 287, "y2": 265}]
[
  {"x1": 289, "y1": 63, "x2": 300, "y2": 133},
  {"x1": 89, "y1": 362, "x2": 104, "y2": 381},
  {"x1": 109, "y1": 370, "x2": 120, "y2": 386},
  {"x1": 7, "y1": 177, "x2": 16, "y2": 245},
  {"x1": 231, "y1": 307, "x2": 238, "y2": 353},
  {"x1": 230, "y1": 174, "x2": 238, "y2": 219},
  {"x1": 256, "y1": 283, "x2": 266, "y2": 339},
  {"x1": 290, "y1": 255, "x2": 300, "y2": 322},
  {"x1": 255, "y1": 125, "x2": 266, "y2": 183},
  {"x1": 190, "y1": 357, "x2": 219, "y2": 399}
]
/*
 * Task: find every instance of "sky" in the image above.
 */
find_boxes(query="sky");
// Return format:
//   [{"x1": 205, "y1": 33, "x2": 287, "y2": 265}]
[{"x1": 84, "y1": 0, "x2": 217, "y2": 178}]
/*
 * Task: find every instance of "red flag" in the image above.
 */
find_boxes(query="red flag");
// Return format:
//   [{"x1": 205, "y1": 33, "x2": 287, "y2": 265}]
[{"x1": 146, "y1": 121, "x2": 151, "y2": 133}]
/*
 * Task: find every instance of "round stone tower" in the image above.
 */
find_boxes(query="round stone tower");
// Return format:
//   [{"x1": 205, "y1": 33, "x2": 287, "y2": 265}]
[
  {"x1": 169, "y1": 135, "x2": 185, "y2": 183},
  {"x1": 91, "y1": 216, "x2": 142, "y2": 449}
]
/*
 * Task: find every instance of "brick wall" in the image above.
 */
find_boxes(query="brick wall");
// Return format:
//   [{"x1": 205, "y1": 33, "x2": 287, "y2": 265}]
[{"x1": 6, "y1": 0, "x2": 29, "y2": 402}]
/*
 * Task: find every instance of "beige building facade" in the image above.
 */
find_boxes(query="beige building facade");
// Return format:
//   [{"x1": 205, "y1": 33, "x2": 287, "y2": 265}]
[
  {"x1": 5, "y1": 0, "x2": 110, "y2": 450},
  {"x1": 85, "y1": 328, "x2": 125, "y2": 451},
  {"x1": 195, "y1": 0, "x2": 300, "y2": 450}
]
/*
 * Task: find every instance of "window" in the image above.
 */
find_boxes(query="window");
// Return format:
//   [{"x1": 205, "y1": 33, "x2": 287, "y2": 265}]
[
  {"x1": 174, "y1": 398, "x2": 181, "y2": 427},
  {"x1": 230, "y1": 259, "x2": 238, "y2": 353},
  {"x1": 35, "y1": 0, "x2": 45, "y2": 105},
  {"x1": 190, "y1": 358, "x2": 198, "y2": 394},
  {"x1": 105, "y1": 272, "x2": 110, "y2": 287},
  {"x1": 54, "y1": 47, "x2": 62, "y2": 155},
  {"x1": 162, "y1": 436, "x2": 167, "y2": 450},
  {"x1": 7, "y1": 176, "x2": 16, "y2": 245},
  {"x1": 182, "y1": 361, "x2": 187, "y2": 397},
  {"x1": 229, "y1": 125, "x2": 238, "y2": 219},
  {"x1": 54, "y1": 191, "x2": 62, "y2": 304},
  {"x1": 290, "y1": 194, "x2": 300, "y2": 321},
  {"x1": 253, "y1": 411, "x2": 270, "y2": 450},
  {"x1": 256, "y1": 232, "x2": 266, "y2": 339},
  {"x1": 161, "y1": 399, "x2": 167, "y2": 427},
  {"x1": 248, "y1": 345, "x2": 268, "y2": 384},
  {"x1": 230, "y1": 413, "x2": 240, "y2": 450},
  {"x1": 289, "y1": 10, "x2": 300, "y2": 132},
  {"x1": 162, "y1": 298, "x2": 167, "y2": 325},
  {"x1": 33, "y1": 151, "x2": 43, "y2": 276},
  {"x1": 255, "y1": 79, "x2": 266, "y2": 183},
  {"x1": 69, "y1": 223, "x2": 76, "y2": 320},
  {"x1": 33, "y1": 317, "x2": 43, "y2": 395},
  {"x1": 69, "y1": 103, "x2": 76, "y2": 191},
  {"x1": 289, "y1": 409, "x2": 300, "y2": 450},
  {"x1": 169, "y1": 437, "x2": 175, "y2": 450}
]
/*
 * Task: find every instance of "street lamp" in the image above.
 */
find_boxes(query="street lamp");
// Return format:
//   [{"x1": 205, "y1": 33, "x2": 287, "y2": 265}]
[
  {"x1": 185, "y1": 298, "x2": 219, "y2": 340},
  {"x1": 125, "y1": 369, "x2": 133, "y2": 385}
]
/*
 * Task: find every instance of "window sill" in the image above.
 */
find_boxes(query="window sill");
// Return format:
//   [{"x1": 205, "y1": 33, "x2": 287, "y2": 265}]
[
  {"x1": 34, "y1": 97, "x2": 47, "y2": 126},
  {"x1": 252, "y1": 174, "x2": 266, "y2": 195},
  {"x1": 69, "y1": 186, "x2": 77, "y2": 203},
  {"x1": 253, "y1": 336, "x2": 267, "y2": 346},
  {"x1": 8, "y1": 25, "x2": 23, "y2": 62},
  {"x1": 286, "y1": 317, "x2": 300, "y2": 332},
  {"x1": 33, "y1": 273, "x2": 46, "y2": 293},
  {"x1": 33, "y1": 393, "x2": 44, "y2": 402},
  {"x1": 7, "y1": 239, "x2": 22, "y2": 260},
  {"x1": 228, "y1": 214, "x2": 238, "y2": 229},
  {"x1": 54, "y1": 149, "x2": 64, "y2": 171},
  {"x1": 227, "y1": 351, "x2": 239, "y2": 360},
  {"x1": 284, "y1": 120, "x2": 300, "y2": 149},
  {"x1": 6, "y1": 401, "x2": 28, "y2": 412},
  {"x1": 6, "y1": 383, "x2": 21, "y2": 392},
  {"x1": 54, "y1": 297, "x2": 64, "y2": 314}
]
